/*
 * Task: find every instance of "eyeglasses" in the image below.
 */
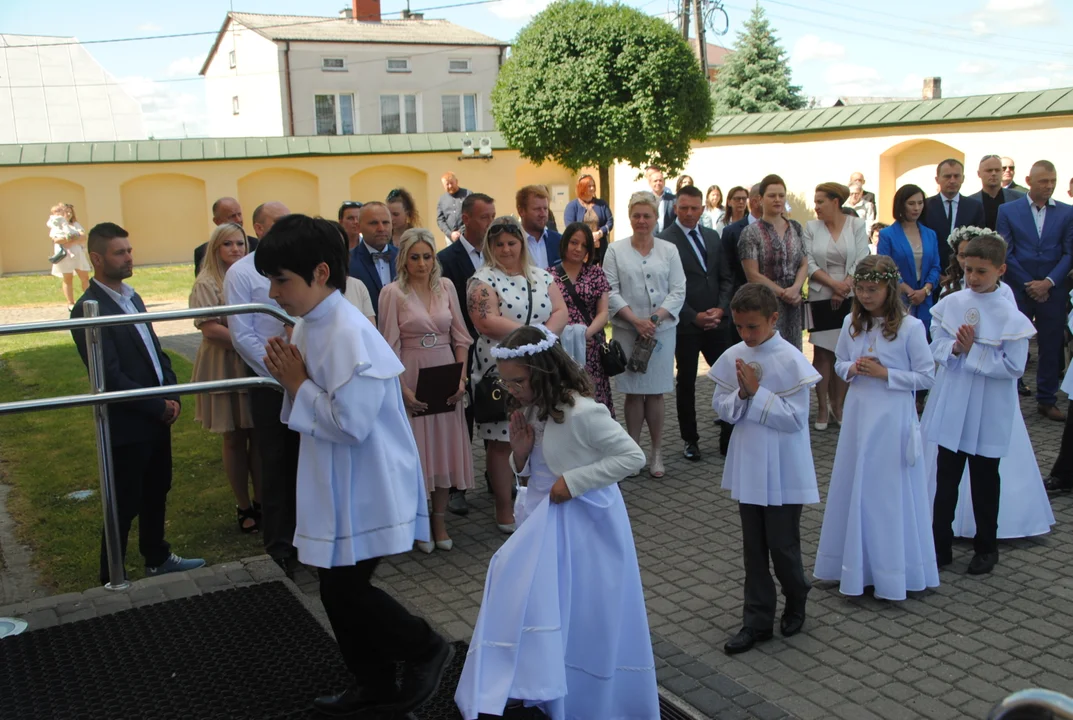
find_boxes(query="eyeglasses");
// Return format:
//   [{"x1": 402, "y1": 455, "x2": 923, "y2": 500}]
[
  {"x1": 488, "y1": 222, "x2": 524, "y2": 238},
  {"x1": 1001, "y1": 165, "x2": 1015, "y2": 171},
  {"x1": 730, "y1": 195, "x2": 748, "y2": 202},
  {"x1": 494, "y1": 377, "x2": 526, "y2": 391}
]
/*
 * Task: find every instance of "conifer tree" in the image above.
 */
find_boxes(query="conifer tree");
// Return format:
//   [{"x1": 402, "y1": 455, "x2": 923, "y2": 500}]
[{"x1": 712, "y1": 3, "x2": 805, "y2": 114}]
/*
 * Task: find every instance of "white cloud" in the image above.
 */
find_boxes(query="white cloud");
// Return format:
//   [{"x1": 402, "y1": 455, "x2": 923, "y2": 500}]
[
  {"x1": 791, "y1": 34, "x2": 845, "y2": 63},
  {"x1": 972, "y1": 0, "x2": 1057, "y2": 33},
  {"x1": 166, "y1": 55, "x2": 205, "y2": 78},
  {"x1": 137, "y1": 22, "x2": 162, "y2": 32},
  {"x1": 120, "y1": 75, "x2": 207, "y2": 139},
  {"x1": 489, "y1": 0, "x2": 552, "y2": 19}
]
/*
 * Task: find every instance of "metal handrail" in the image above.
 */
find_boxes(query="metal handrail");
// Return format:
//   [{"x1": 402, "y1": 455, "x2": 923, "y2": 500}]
[
  {"x1": 989, "y1": 690, "x2": 1073, "y2": 719},
  {"x1": 0, "y1": 301, "x2": 294, "y2": 591}
]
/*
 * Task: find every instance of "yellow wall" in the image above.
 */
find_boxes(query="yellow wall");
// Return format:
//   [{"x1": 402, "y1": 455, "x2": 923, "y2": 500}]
[{"x1": 0, "y1": 150, "x2": 576, "y2": 274}]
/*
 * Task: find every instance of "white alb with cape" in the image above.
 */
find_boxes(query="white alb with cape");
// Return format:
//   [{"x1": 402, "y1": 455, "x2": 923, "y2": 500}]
[
  {"x1": 281, "y1": 291, "x2": 429, "y2": 568},
  {"x1": 455, "y1": 397, "x2": 658, "y2": 720},
  {"x1": 814, "y1": 314, "x2": 939, "y2": 599},
  {"x1": 708, "y1": 334, "x2": 821, "y2": 506},
  {"x1": 923, "y1": 284, "x2": 1054, "y2": 539}
]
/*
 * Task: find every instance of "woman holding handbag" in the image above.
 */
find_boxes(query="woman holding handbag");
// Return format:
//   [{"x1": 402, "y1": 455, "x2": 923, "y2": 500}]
[
  {"x1": 549, "y1": 222, "x2": 620, "y2": 417},
  {"x1": 468, "y1": 217, "x2": 569, "y2": 533}
]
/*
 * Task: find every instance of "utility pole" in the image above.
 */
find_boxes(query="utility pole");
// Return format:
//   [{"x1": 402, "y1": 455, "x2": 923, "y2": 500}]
[
  {"x1": 693, "y1": 0, "x2": 708, "y2": 79},
  {"x1": 679, "y1": 0, "x2": 690, "y2": 39}
]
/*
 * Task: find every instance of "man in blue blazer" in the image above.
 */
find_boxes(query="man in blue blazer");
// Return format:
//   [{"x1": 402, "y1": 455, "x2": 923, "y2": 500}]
[
  {"x1": 923, "y1": 159, "x2": 985, "y2": 300},
  {"x1": 997, "y1": 159, "x2": 1073, "y2": 422},
  {"x1": 347, "y1": 202, "x2": 397, "y2": 317},
  {"x1": 516, "y1": 185, "x2": 561, "y2": 269},
  {"x1": 71, "y1": 222, "x2": 205, "y2": 585}
]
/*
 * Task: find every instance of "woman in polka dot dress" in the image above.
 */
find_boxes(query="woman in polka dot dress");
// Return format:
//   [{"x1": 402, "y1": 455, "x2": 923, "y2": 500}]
[{"x1": 467, "y1": 217, "x2": 569, "y2": 532}]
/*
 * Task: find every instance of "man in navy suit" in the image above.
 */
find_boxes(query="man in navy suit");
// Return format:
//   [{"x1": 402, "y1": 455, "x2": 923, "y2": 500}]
[
  {"x1": 923, "y1": 159, "x2": 986, "y2": 301},
  {"x1": 71, "y1": 222, "x2": 205, "y2": 585},
  {"x1": 347, "y1": 202, "x2": 397, "y2": 316},
  {"x1": 658, "y1": 185, "x2": 734, "y2": 462},
  {"x1": 997, "y1": 159, "x2": 1073, "y2": 423},
  {"x1": 645, "y1": 166, "x2": 677, "y2": 233},
  {"x1": 516, "y1": 185, "x2": 561, "y2": 269}
]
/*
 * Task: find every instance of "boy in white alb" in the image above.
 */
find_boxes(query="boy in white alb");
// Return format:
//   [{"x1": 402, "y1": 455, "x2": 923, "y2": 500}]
[
  {"x1": 709, "y1": 284, "x2": 821, "y2": 655},
  {"x1": 924, "y1": 234, "x2": 1036, "y2": 576},
  {"x1": 255, "y1": 215, "x2": 453, "y2": 717}
]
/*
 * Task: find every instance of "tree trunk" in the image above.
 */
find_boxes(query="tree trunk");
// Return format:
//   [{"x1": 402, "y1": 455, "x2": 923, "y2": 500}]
[{"x1": 598, "y1": 164, "x2": 611, "y2": 203}]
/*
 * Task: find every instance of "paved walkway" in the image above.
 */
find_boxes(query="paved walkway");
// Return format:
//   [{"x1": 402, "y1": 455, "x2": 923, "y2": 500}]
[{"x1": 2, "y1": 300, "x2": 1070, "y2": 719}]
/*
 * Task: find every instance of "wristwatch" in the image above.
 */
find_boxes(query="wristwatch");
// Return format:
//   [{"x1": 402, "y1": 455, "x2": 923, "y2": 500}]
[{"x1": 649, "y1": 313, "x2": 660, "y2": 324}]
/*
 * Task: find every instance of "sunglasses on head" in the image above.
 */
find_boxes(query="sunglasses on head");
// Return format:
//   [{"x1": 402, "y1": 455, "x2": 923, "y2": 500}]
[
  {"x1": 341, "y1": 201, "x2": 363, "y2": 209},
  {"x1": 386, "y1": 188, "x2": 403, "y2": 201},
  {"x1": 489, "y1": 222, "x2": 523, "y2": 238}
]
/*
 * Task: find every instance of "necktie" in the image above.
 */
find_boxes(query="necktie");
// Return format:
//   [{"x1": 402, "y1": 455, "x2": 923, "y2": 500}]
[
  {"x1": 689, "y1": 229, "x2": 708, "y2": 267},
  {"x1": 946, "y1": 199, "x2": 955, "y2": 235}
]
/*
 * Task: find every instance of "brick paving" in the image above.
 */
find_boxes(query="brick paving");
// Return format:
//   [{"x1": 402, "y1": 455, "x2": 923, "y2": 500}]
[{"x1": 1, "y1": 299, "x2": 1070, "y2": 719}]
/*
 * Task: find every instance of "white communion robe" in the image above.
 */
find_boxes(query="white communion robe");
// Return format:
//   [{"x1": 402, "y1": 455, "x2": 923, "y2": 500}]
[
  {"x1": 280, "y1": 290, "x2": 429, "y2": 569},
  {"x1": 924, "y1": 283, "x2": 1054, "y2": 539},
  {"x1": 708, "y1": 334, "x2": 821, "y2": 506},
  {"x1": 455, "y1": 396, "x2": 659, "y2": 720},
  {"x1": 814, "y1": 314, "x2": 939, "y2": 599}
]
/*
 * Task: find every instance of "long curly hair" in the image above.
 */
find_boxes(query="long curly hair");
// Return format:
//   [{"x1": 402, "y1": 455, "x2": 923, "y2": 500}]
[
  {"x1": 850, "y1": 255, "x2": 905, "y2": 342},
  {"x1": 942, "y1": 236, "x2": 966, "y2": 298},
  {"x1": 498, "y1": 325, "x2": 592, "y2": 424}
]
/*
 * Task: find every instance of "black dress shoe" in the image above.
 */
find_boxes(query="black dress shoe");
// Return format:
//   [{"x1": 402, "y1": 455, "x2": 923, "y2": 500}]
[
  {"x1": 683, "y1": 442, "x2": 701, "y2": 461},
  {"x1": 723, "y1": 626, "x2": 773, "y2": 655},
  {"x1": 780, "y1": 609, "x2": 806, "y2": 637},
  {"x1": 1044, "y1": 476, "x2": 1073, "y2": 494},
  {"x1": 396, "y1": 635, "x2": 455, "y2": 713},
  {"x1": 1018, "y1": 379, "x2": 1032, "y2": 397},
  {"x1": 967, "y1": 552, "x2": 998, "y2": 575},
  {"x1": 313, "y1": 684, "x2": 398, "y2": 716}
]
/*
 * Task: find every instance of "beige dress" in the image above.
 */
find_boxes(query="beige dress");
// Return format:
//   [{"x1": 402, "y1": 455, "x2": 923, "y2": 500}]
[{"x1": 189, "y1": 274, "x2": 254, "y2": 433}]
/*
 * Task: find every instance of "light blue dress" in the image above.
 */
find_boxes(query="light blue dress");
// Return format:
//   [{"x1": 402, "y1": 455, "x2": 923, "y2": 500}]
[{"x1": 455, "y1": 435, "x2": 659, "y2": 720}]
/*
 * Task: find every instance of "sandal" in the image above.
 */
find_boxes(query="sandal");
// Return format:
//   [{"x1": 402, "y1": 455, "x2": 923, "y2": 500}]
[
  {"x1": 649, "y1": 449, "x2": 665, "y2": 479},
  {"x1": 237, "y1": 505, "x2": 260, "y2": 534}
]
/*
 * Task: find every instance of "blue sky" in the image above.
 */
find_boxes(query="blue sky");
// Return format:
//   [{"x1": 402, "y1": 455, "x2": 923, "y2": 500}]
[{"x1": 1, "y1": 0, "x2": 1069, "y2": 138}]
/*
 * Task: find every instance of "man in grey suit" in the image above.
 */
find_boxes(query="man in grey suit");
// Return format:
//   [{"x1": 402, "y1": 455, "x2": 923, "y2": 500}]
[
  {"x1": 645, "y1": 166, "x2": 678, "y2": 233},
  {"x1": 972, "y1": 154, "x2": 1025, "y2": 231},
  {"x1": 658, "y1": 185, "x2": 734, "y2": 461}
]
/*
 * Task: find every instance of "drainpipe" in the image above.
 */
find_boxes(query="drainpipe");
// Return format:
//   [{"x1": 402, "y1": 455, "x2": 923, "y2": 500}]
[{"x1": 284, "y1": 41, "x2": 295, "y2": 136}]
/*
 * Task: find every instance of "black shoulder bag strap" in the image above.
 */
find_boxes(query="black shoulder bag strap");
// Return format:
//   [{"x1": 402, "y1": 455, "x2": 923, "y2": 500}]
[{"x1": 555, "y1": 265, "x2": 594, "y2": 327}]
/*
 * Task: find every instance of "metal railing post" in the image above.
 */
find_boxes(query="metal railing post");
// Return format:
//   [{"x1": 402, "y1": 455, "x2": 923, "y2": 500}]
[{"x1": 83, "y1": 301, "x2": 129, "y2": 592}]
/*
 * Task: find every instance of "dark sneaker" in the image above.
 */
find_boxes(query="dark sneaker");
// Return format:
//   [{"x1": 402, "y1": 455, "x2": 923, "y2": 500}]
[
  {"x1": 145, "y1": 553, "x2": 205, "y2": 577},
  {"x1": 683, "y1": 442, "x2": 701, "y2": 461},
  {"x1": 395, "y1": 635, "x2": 455, "y2": 713}
]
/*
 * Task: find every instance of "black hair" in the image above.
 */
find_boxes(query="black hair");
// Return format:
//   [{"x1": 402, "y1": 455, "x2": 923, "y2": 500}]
[
  {"x1": 730, "y1": 283, "x2": 779, "y2": 318},
  {"x1": 558, "y1": 222, "x2": 595, "y2": 265},
  {"x1": 676, "y1": 184, "x2": 704, "y2": 201},
  {"x1": 87, "y1": 222, "x2": 129, "y2": 255},
  {"x1": 461, "y1": 192, "x2": 494, "y2": 217},
  {"x1": 892, "y1": 184, "x2": 927, "y2": 223},
  {"x1": 254, "y1": 214, "x2": 347, "y2": 290}
]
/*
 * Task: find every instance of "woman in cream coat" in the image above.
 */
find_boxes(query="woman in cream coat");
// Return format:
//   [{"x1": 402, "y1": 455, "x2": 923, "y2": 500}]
[
  {"x1": 804, "y1": 182, "x2": 871, "y2": 429},
  {"x1": 455, "y1": 325, "x2": 659, "y2": 720}
]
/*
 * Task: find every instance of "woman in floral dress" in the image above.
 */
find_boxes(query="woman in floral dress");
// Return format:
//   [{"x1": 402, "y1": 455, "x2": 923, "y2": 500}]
[{"x1": 549, "y1": 222, "x2": 615, "y2": 417}]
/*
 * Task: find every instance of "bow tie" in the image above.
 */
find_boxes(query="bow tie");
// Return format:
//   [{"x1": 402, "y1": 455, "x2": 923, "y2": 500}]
[{"x1": 370, "y1": 251, "x2": 389, "y2": 262}]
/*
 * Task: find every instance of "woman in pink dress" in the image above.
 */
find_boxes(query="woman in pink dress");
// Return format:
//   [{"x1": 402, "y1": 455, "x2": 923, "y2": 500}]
[{"x1": 379, "y1": 228, "x2": 474, "y2": 552}]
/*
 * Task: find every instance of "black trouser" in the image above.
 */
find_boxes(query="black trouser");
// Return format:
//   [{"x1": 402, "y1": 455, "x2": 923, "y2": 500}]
[
  {"x1": 318, "y1": 558, "x2": 435, "y2": 685},
  {"x1": 99, "y1": 428, "x2": 172, "y2": 584},
  {"x1": 1050, "y1": 408, "x2": 1073, "y2": 484},
  {"x1": 250, "y1": 386, "x2": 300, "y2": 561},
  {"x1": 675, "y1": 328, "x2": 727, "y2": 445},
  {"x1": 739, "y1": 503, "x2": 810, "y2": 631},
  {"x1": 933, "y1": 447, "x2": 1001, "y2": 556}
]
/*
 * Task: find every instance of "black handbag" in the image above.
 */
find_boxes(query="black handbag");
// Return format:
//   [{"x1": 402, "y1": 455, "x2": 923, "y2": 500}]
[
  {"x1": 48, "y1": 246, "x2": 68, "y2": 264},
  {"x1": 555, "y1": 265, "x2": 626, "y2": 377},
  {"x1": 473, "y1": 277, "x2": 532, "y2": 424}
]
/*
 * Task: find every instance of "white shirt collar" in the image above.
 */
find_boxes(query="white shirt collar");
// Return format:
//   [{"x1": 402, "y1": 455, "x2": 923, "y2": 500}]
[
  {"x1": 1027, "y1": 194, "x2": 1057, "y2": 208},
  {"x1": 525, "y1": 227, "x2": 548, "y2": 243},
  {"x1": 460, "y1": 236, "x2": 482, "y2": 257},
  {"x1": 92, "y1": 278, "x2": 135, "y2": 302},
  {"x1": 361, "y1": 239, "x2": 389, "y2": 258},
  {"x1": 747, "y1": 214, "x2": 759, "y2": 225},
  {"x1": 675, "y1": 218, "x2": 700, "y2": 234}
]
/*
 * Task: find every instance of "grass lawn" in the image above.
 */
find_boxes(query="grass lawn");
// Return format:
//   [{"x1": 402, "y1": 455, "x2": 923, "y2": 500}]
[
  {"x1": 0, "y1": 331, "x2": 264, "y2": 592},
  {"x1": 0, "y1": 264, "x2": 194, "y2": 308}
]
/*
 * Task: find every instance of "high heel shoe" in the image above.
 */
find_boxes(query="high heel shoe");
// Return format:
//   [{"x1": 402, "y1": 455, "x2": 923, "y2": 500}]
[
  {"x1": 415, "y1": 540, "x2": 435, "y2": 554},
  {"x1": 814, "y1": 413, "x2": 829, "y2": 431},
  {"x1": 497, "y1": 522, "x2": 516, "y2": 534},
  {"x1": 649, "y1": 449, "x2": 665, "y2": 479},
  {"x1": 430, "y1": 512, "x2": 452, "y2": 551}
]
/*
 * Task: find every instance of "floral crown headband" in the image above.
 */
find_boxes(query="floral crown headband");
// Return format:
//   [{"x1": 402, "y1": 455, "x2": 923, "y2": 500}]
[
  {"x1": 490, "y1": 325, "x2": 558, "y2": 359},
  {"x1": 947, "y1": 225, "x2": 998, "y2": 250},
  {"x1": 854, "y1": 268, "x2": 900, "y2": 284}
]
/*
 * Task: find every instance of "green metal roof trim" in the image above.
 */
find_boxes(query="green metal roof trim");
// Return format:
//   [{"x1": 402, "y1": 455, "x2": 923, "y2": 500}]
[
  {"x1": 709, "y1": 87, "x2": 1073, "y2": 138},
  {"x1": 0, "y1": 132, "x2": 510, "y2": 167}
]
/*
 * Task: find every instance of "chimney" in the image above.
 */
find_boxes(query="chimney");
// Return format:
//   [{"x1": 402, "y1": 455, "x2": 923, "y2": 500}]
[
  {"x1": 923, "y1": 76, "x2": 941, "y2": 100},
  {"x1": 401, "y1": 9, "x2": 424, "y2": 19},
  {"x1": 352, "y1": 0, "x2": 381, "y2": 21},
  {"x1": 339, "y1": 7, "x2": 352, "y2": 18}
]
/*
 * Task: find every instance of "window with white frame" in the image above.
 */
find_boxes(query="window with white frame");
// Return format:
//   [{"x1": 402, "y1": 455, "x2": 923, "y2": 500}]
[
  {"x1": 314, "y1": 93, "x2": 356, "y2": 135},
  {"x1": 448, "y1": 58, "x2": 471, "y2": 73},
  {"x1": 321, "y1": 57, "x2": 346, "y2": 72},
  {"x1": 232, "y1": 96, "x2": 240, "y2": 115},
  {"x1": 228, "y1": 50, "x2": 236, "y2": 69},
  {"x1": 441, "y1": 94, "x2": 477, "y2": 133},
  {"x1": 380, "y1": 94, "x2": 418, "y2": 134},
  {"x1": 386, "y1": 57, "x2": 411, "y2": 73}
]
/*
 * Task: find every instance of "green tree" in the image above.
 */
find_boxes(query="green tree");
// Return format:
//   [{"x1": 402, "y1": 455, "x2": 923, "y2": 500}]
[
  {"x1": 711, "y1": 3, "x2": 804, "y2": 115},
  {"x1": 491, "y1": 0, "x2": 713, "y2": 199}
]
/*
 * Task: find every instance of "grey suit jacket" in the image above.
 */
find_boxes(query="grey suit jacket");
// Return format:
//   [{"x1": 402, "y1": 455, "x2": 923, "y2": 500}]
[{"x1": 657, "y1": 223, "x2": 734, "y2": 334}]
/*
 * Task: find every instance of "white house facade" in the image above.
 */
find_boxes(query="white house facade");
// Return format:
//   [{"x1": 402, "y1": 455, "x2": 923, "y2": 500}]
[{"x1": 200, "y1": 6, "x2": 506, "y2": 138}]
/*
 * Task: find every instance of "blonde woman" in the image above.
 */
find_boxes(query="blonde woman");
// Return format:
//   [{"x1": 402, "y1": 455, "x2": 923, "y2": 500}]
[
  {"x1": 189, "y1": 223, "x2": 262, "y2": 533},
  {"x1": 49, "y1": 202, "x2": 91, "y2": 310},
  {"x1": 467, "y1": 217, "x2": 569, "y2": 532},
  {"x1": 604, "y1": 191, "x2": 686, "y2": 478},
  {"x1": 378, "y1": 228, "x2": 474, "y2": 552}
]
